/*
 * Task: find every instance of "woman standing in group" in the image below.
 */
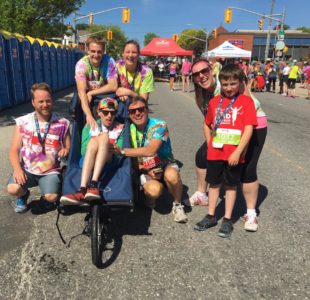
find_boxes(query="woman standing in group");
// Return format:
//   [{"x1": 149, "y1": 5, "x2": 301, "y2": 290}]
[
  {"x1": 181, "y1": 57, "x2": 192, "y2": 93},
  {"x1": 190, "y1": 58, "x2": 267, "y2": 231},
  {"x1": 116, "y1": 40, "x2": 154, "y2": 101},
  {"x1": 169, "y1": 58, "x2": 178, "y2": 91}
]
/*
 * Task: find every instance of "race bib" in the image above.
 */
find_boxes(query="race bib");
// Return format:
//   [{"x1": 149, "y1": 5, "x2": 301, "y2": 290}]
[
  {"x1": 213, "y1": 128, "x2": 241, "y2": 146},
  {"x1": 89, "y1": 80, "x2": 101, "y2": 90},
  {"x1": 142, "y1": 154, "x2": 161, "y2": 170}
]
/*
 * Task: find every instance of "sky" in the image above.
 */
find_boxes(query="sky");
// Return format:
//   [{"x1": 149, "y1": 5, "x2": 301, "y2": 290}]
[{"x1": 67, "y1": 0, "x2": 309, "y2": 45}]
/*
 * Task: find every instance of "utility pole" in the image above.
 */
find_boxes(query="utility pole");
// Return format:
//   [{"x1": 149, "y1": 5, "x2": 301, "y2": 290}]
[{"x1": 265, "y1": 0, "x2": 275, "y2": 61}]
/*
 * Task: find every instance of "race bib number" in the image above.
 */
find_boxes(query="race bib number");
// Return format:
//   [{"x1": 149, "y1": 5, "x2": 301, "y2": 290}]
[
  {"x1": 88, "y1": 80, "x2": 101, "y2": 90},
  {"x1": 213, "y1": 128, "x2": 241, "y2": 145},
  {"x1": 142, "y1": 154, "x2": 161, "y2": 170}
]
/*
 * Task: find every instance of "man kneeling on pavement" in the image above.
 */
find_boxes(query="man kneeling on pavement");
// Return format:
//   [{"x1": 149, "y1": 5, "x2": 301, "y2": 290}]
[
  {"x1": 7, "y1": 83, "x2": 70, "y2": 213},
  {"x1": 112, "y1": 96, "x2": 188, "y2": 223}
]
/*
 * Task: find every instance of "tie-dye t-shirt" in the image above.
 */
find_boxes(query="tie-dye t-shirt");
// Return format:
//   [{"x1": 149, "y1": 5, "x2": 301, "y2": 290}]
[
  {"x1": 130, "y1": 118, "x2": 174, "y2": 163},
  {"x1": 75, "y1": 55, "x2": 117, "y2": 90},
  {"x1": 15, "y1": 112, "x2": 70, "y2": 175},
  {"x1": 116, "y1": 60, "x2": 154, "y2": 95}
]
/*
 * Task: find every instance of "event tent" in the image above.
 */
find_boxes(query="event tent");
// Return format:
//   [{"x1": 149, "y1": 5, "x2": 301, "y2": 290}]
[
  {"x1": 141, "y1": 38, "x2": 193, "y2": 56},
  {"x1": 207, "y1": 41, "x2": 251, "y2": 59}
]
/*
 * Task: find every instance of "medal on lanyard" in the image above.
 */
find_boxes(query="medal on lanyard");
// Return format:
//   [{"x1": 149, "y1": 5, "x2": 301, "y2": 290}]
[
  {"x1": 126, "y1": 68, "x2": 137, "y2": 91},
  {"x1": 212, "y1": 95, "x2": 238, "y2": 137},
  {"x1": 34, "y1": 114, "x2": 51, "y2": 154}
]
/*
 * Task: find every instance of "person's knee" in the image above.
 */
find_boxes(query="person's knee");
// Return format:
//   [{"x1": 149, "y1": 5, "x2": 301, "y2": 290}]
[
  {"x1": 164, "y1": 167, "x2": 180, "y2": 185},
  {"x1": 86, "y1": 138, "x2": 99, "y2": 153},
  {"x1": 43, "y1": 193, "x2": 59, "y2": 202},
  {"x1": 7, "y1": 184, "x2": 24, "y2": 196},
  {"x1": 143, "y1": 181, "x2": 163, "y2": 199}
]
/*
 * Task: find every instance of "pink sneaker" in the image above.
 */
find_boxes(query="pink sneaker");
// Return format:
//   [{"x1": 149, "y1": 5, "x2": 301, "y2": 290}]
[
  {"x1": 244, "y1": 214, "x2": 258, "y2": 232},
  {"x1": 189, "y1": 191, "x2": 209, "y2": 206}
]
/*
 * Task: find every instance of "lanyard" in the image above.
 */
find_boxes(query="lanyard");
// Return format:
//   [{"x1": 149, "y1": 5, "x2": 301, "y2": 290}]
[
  {"x1": 89, "y1": 58, "x2": 101, "y2": 81},
  {"x1": 212, "y1": 95, "x2": 238, "y2": 136},
  {"x1": 126, "y1": 66, "x2": 138, "y2": 92},
  {"x1": 34, "y1": 114, "x2": 51, "y2": 154},
  {"x1": 135, "y1": 120, "x2": 149, "y2": 148}
]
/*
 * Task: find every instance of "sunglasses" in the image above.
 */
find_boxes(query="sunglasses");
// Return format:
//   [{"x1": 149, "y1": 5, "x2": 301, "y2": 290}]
[
  {"x1": 128, "y1": 106, "x2": 146, "y2": 115},
  {"x1": 100, "y1": 110, "x2": 116, "y2": 116},
  {"x1": 192, "y1": 67, "x2": 211, "y2": 79}
]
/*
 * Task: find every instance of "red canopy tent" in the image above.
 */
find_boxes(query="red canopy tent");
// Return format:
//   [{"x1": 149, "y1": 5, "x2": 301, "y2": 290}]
[{"x1": 141, "y1": 38, "x2": 193, "y2": 56}]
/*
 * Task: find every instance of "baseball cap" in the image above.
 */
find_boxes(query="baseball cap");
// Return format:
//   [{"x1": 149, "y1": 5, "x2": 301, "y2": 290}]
[{"x1": 97, "y1": 97, "x2": 118, "y2": 111}]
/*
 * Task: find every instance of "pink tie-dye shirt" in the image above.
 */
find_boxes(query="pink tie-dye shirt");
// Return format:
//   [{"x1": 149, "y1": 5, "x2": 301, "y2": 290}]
[{"x1": 15, "y1": 112, "x2": 70, "y2": 175}]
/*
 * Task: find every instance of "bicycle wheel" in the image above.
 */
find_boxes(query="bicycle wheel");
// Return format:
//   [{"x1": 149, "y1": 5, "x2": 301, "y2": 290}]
[{"x1": 91, "y1": 204, "x2": 103, "y2": 267}]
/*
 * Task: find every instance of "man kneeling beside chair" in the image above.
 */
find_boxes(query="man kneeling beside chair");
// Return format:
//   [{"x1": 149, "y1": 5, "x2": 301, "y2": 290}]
[{"x1": 112, "y1": 96, "x2": 188, "y2": 223}]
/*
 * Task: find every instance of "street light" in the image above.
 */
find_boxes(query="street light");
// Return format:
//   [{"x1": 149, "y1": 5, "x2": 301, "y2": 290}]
[{"x1": 187, "y1": 23, "x2": 209, "y2": 57}]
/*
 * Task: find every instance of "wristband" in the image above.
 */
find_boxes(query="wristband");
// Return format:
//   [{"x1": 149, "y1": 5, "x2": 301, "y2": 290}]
[{"x1": 120, "y1": 148, "x2": 126, "y2": 156}]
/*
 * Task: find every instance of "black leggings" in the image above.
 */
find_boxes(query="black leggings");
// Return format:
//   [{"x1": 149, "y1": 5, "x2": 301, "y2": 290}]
[
  {"x1": 195, "y1": 127, "x2": 267, "y2": 184},
  {"x1": 241, "y1": 127, "x2": 267, "y2": 183}
]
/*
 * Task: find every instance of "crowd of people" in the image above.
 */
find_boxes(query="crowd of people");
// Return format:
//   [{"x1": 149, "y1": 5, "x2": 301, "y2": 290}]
[{"x1": 7, "y1": 36, "x2": 281, "y2": 238}]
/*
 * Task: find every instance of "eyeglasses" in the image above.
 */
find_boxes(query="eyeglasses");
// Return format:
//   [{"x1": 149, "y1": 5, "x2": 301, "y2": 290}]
[
  {"x1": 192, "y1": 67, "x2": 211, "y2": 79},
  {"x1": 100, "y1": 110, "x2": 116, "y2": 116},
  {"x1": 128, "y1": 106, "x2": 146, "y2": 115}
]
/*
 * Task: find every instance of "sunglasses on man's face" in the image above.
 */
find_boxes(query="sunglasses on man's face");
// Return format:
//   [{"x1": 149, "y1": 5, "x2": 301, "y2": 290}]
[
  {"x1": 100, "y1": 110, "x2": 116, "y2": 116},
  {"x1": 128, "y1": 106, "x2": 146, "y2": 115},
  {"x1": 192, "y1": 67, "x2": 211, "y2": 79}
]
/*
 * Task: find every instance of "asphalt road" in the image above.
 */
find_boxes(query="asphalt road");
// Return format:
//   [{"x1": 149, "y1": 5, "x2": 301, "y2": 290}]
[{"x1": 0, "y1": 83, "x2": 309, "y2": 300}]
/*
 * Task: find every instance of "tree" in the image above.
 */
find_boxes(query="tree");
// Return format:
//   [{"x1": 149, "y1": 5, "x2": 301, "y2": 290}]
[
  {"x1": 76, "y1": 23, "x2": 89, "y2": 31},
  {"x1": 0, "y1": 0, "x2": 85, "y2": 38},
  {"x1": 144, "y1": 32, "x2": 159, "y2": 46},
  {"x1": 86, "y1": 25, "x2": 127, "y2": 59},
  {"x1": 178, "y1": 29, "x2": 206, "y2": 56},
  {"x1": 296, "y1": 26, "x2": 310, "y2": 33}
]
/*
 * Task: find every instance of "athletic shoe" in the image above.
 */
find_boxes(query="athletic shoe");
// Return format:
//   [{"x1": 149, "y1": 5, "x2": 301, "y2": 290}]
[
  {"x1": 189, "y1": 191, "x2": 209, "y2": 206},
  {"x1": 15, "y1": 190, "x2": 30, "y2": 213},
  {"x1": 194, "y1": 214, "x2": 217, "y2": 231},
  {"x1": 60, "y1": 191, "x2": 85, "y2": 205},
  {"x1": 244, "y1": 214, "x2": 258, "y2": 232},
  {"x1": 281, "y1": 93, "x2": 287, "y2": 96},
  {"x1": 218, "y1": 219, "x2": 233, "y2": 238},
  {"x1": 85, "y1": 187, "x2": 101, "y2": 201},
  {"x1": 172, "y1": 203, "x2": 188, "y2": 223}
]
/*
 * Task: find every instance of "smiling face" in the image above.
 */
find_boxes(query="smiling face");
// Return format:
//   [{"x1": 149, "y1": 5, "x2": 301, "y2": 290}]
[
  {"x1": 128, "y1": 100, "x2": 148, "y2": 130},
  {"x1": 191, "y1": 61, "x2": 214, "y2": 91},
  {"x1": 123, "y1": 43, "x2": 139, "y2": 71},
  {"x1": 32, "y1": 89, "x2": 53, "y2": 119},
  {"x1": 220, "y1": 78, "x2": 242, "y2": 99},
  {"x1": 87, "y1": 42, "x2": 104, "y2": 67},
  {"x1": 98, "y1": 108, "x2": 117, "y2": 128}
]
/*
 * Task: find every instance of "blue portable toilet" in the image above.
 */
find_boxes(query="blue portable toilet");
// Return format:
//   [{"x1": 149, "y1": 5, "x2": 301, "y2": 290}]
[
  {"x1": 62, "y1": 47, "x2": 69, "y2": 88},
  {"x1": 56, "y1": 47, "x2": 64, "y2": 90},
  {"x1": 19, "y1": 38, "x2": 34, "y2": 101},
  {"x1": 30, "y1": 40, "x2": 44, "y2": 84},
  {"x1": 49, "y1": 44, "x2": 58, "y2": 91},
  {"x1": 41, "y1": 43, "x2": 52, "y2": 89},
  {"x1": 8, "y1": 36, "x2": 25, "y2": 104},
  {"x1": 0, "y1": 33, "x2": 13, "y2": 110}
]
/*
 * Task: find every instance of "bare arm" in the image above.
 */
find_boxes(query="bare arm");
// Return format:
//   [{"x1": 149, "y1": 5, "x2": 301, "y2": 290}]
[
  {"x1": 114, "y1": 138, "x2": 162, "y2": 157},
  {"x1": 116, "y1": 87, "x2": 150, "y2": 102},
  {"x1": 86, "y1": 77, "x2": 118, "y2": 98},
  {"x1": 76, "y1": 79, "x2": 97, "y2": 129},
  {"x1": 203, "y1": 122, "x2": 212, "y2": 145},
  {"x1": 228, "y1": 125, "x2": 253, "y2": 166},
  {"x1": 9, "y1": 126, "x2": 27, "y2": 185},
  {"x1": 58, "y1": 131, "x2": 71, "y2": 158}
]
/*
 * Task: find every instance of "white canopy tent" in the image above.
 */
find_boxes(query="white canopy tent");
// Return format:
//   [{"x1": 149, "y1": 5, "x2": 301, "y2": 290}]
[{"x1": 207, "y1": 41, "x2": 252, "y2": 59}]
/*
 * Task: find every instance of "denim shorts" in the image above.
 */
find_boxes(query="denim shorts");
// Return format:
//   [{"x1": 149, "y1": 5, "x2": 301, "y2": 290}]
[{"x1": 8, "y1": 169, "x2": 62, "y2": 195}]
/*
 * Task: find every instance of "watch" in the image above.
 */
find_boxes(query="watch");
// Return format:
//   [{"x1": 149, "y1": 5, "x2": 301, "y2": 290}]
[{"x1": 120, "y1": 148, "x2": 126, "y2": 156}]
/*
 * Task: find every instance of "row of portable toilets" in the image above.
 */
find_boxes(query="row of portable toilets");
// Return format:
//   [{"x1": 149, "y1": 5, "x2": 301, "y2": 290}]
[{"x1": 0, "y1": 32, "x2": 84, "y2": 110}]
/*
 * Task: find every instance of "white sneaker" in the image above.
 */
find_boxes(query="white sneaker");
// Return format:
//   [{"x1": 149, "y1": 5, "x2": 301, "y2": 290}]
[
  {"x1": 189, "y1": 191, "x2": 209, "y2": 206},
  {"x1": 244, "y1": 214, "x2": 258, "y2": 232},
  {"x1": 172, "y1": 203, "x2": 188, "y2": 223}
]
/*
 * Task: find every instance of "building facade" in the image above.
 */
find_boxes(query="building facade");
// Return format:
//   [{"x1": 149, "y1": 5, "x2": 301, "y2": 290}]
[{"x1": 209, "y1": 26, "x2": 310, "y2": 61}]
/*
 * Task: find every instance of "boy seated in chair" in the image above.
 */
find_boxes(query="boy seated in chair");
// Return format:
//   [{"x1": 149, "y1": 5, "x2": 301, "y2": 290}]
[{"x1": 60, "y1": 97, "x2": 124, "y2": 205}]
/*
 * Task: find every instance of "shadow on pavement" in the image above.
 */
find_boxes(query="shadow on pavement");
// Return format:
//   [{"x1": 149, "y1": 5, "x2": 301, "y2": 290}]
[{"x1": 215, "y1": 184, "x2": 268, "y2": 222}]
